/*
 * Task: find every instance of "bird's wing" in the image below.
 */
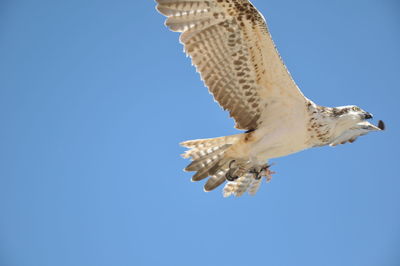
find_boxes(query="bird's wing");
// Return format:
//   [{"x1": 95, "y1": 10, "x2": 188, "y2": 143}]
[{"x1": 156, "y1": 0, "x2": 306, "y2": 130}]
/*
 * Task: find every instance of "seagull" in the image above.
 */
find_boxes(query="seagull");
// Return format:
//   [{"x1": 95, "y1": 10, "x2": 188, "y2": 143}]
[{"x1": 155, "y1": 0, "x2": 384, "y2": 197}]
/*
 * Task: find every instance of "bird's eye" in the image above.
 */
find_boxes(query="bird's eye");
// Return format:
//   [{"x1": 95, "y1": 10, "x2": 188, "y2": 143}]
[{"x1": 352, "y1": 107, "x2": 359, "y2": 111}]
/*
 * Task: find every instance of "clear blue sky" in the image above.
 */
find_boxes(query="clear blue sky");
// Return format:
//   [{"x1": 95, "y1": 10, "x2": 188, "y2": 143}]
[{"x1": 0, "y1": 1, "x2": 399, "y2": 266}]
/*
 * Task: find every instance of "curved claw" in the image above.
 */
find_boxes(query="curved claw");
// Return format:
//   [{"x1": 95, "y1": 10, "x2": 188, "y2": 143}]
[
  {"x1": 226, "y1": 160, "x2": 240, "y2": 181},
  {"x1": 260, "y1": 164, "x2": 271, "y2": 171},
  {"x1": 251, "y1": 169, "x2": 262, "y2": 180},
  {"x1": 228, "y1": 160, "x2": 237, "y2": 169},
  {"x1": 225, "y1": 168, "x2": 239, "y2": 181},
  {"x1": 263, "y1": 169, "x2": 276, "y2": 182},
  {"x1": 248, "y1": 163, "x2": 276, "y2": 181}
]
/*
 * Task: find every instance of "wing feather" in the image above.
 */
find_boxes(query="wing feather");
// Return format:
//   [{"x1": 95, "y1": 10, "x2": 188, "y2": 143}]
[{"x1": 156, "y1": 0, "x2": 306, "y2": 130}]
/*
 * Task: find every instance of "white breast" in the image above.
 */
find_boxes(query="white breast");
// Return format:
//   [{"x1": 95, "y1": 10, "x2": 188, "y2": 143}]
[{"x1": 249, "y1": 103, "x2": 310, "y2": 162}]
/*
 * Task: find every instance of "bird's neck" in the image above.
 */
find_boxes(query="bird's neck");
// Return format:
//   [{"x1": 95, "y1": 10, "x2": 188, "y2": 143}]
[{"x1": 306, "y1": 101, "x2": 342, "y2": 146}]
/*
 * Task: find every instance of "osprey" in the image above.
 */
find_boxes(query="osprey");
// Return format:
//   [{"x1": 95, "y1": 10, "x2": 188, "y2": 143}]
[{"x1": 156, "y1": 0, "x2": 384, "y2": 197}]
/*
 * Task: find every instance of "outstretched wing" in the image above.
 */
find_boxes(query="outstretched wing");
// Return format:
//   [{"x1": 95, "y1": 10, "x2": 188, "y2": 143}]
[{"x1": 156, "y1": 0, "x2": 306, "y2": 130}]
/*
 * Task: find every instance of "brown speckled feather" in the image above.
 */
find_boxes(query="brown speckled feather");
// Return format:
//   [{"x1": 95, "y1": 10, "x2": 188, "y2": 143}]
[{"x1": 156, "y1": 0, "x2": 305, "y2": 130}]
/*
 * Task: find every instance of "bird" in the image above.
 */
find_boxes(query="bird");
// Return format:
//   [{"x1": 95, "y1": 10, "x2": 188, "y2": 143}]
[{"x1": 155, "y1": 0, "x2": 384, "y2": 197}]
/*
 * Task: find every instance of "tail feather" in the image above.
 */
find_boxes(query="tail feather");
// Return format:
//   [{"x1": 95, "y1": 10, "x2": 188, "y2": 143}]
[
  {"x1": 181, "y1": 135, "x2": 241, "y2": 191},
  {"x1": 223, "y1": 174, "x2": 252, "y2": 197},
  {"x1": 223, "y1": 175, "x2": 263, "y2": 197},
  {"x1": 204, "y1": 169, "x2": 228, "y2": 192},
  {"x1": 248, "y1": 178, "x2": 262, "y2": 196},
  {"x1": 184, "y1": 144, "x2": 230, "y2": 172},
  {"x1": 191, "y1": 170, "x2": 209, "y2": 182},
  {"x1": 181, "y1": 133, "x2": 268, "y2": 197}
]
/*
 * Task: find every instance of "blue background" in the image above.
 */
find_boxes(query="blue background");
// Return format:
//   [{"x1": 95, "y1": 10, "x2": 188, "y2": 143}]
[{"x1": 1, "y1": 0, "x2": 399, "y2": 265}]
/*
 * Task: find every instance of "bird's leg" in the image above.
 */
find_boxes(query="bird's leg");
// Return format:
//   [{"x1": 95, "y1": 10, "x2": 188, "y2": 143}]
[
  {"x1": 249, "y1": 166, "x2": 263, "y2": 180},
  {"x1": 260, "y1": 164, "x2": 276, "y2": 182},
  {"x1": 249, "y1": 163, "x2": 276, "y2": 182},
  {"x1": 226, "y1": 160, "x2": 239, "y2": 182},
  {"x1": 226, "y1": 170, "x2": 238, "y2": 182},
  {"x1": 226, "y1": 160, "x2": 250, "y2": 182}
]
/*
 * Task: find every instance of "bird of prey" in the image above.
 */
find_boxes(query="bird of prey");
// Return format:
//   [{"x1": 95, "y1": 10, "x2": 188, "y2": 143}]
[{"x1": 155, "y1": 0, "x2": 384, "y2": 197}]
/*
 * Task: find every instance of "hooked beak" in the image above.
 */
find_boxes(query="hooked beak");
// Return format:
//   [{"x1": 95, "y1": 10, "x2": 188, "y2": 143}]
[
  {"x1": 357, "y1": 120, "x2": 385, "y2": 131},
  {"x1": 377, "y1": 120, "x2": 385, "y2": 130}
]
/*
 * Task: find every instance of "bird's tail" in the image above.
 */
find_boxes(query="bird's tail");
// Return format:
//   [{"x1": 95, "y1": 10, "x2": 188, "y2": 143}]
[{"x1": 180, "y1": 134, "x2": 241, "y2": 192}]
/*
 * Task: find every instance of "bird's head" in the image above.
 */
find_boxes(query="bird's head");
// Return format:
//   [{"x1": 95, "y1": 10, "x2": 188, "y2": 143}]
[
  {"x1": 331, "y1": 105, "x2": 373, "y2": 125},
  {"x1": 328, "y1": 105, "x2": 384, "y2": 146}
]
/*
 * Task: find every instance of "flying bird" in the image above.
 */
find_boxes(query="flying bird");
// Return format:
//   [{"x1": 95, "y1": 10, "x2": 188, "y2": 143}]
[{"x1": 155, "y1": 0, "x2": 384, "y2": 197}]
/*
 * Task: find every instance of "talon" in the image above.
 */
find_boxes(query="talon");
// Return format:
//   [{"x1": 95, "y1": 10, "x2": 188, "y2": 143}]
[
  {"x1": 226, "y1": 174, "x2": 237, "y2": 182},
  {"x1": 264, "y1": 169, "x2": 276, "y2": 182},
  {"x1": 225, "y1": 169, "x2": 238, "y2": 182},
  {"x1": 226, "y1": 160, "x2": 240, "y2": 181},
  {"x1": 249, "y1": 166, "x2": 263, "y2": 180},
  {"x1": 248, "y1": 168, "x2": 258, "y2": 174},
  {"x1": 255, "y1": 163, "x2": 276, "y2": 182},
  {"x1": 261, "y1": 164, "x2": 272, "y2": 171}
]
